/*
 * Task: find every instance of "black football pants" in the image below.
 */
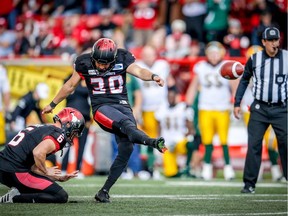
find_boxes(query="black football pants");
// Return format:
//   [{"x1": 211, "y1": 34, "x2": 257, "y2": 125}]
[
  {"x1": 244, "y1": 100, "x2": 287, "y2": 188},
  {"x1": 93, "y1": 104, "x2": 154, "y2": 191}
]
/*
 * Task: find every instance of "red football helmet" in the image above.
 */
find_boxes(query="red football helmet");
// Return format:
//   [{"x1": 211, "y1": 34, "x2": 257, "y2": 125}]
[
  {"x1": 53, "y1": 107, "x2": 85, "y2": 145},
  {"x1": 91, "y1": 38, "x2": 117, "y2": 74}
]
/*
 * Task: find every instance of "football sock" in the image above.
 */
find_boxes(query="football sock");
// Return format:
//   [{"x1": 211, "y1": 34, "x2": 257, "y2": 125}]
[
  {"x1": 102, "y1": 141, "x2": 133, "y2": 191},
  {"x1": 204, "y1": 144, "x2": 213, "y2": 164},
  {"x1": 186, "y1": 141, "x2": 194, "y2": 167},
  {"x1": 147, "y1": 147, "x2": 155, "y2": 175},
  {"x1": 222, "y1": 145, "x2": 230, "y2": 164},
  {"x1": 268, "y1": 149, "x2": 279, "y2": 165}
]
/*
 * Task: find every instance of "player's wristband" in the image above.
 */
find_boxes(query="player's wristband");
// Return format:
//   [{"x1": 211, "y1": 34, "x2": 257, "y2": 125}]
[
  {"x1": 49, "y1": 101, "x2": 57, "y2": 109},
  {"x1": 151, "y1": 74, "x2": 158, "y2": 81}
]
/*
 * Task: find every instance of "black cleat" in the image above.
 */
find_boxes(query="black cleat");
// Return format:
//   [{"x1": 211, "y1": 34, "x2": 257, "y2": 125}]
[
  {"x1": 241, "y1": 186, "x2": 255, "y2": 194},
  {"x1": 95, "y1": 189, "x2": 110, "y2": 203},
  {"x1": 154, "y1": 137, "x2": 167, "y2": 153}
]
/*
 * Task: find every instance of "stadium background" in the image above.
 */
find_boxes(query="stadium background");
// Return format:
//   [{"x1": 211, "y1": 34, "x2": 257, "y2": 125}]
[{"x1": 0, "y1": 0, "x2": 286, "y2": 175}]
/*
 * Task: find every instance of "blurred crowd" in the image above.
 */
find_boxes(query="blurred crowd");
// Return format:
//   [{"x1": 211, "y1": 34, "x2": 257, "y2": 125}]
[
  {"x1": 0, "y1": 0, "x2": 286, "y2": 181},
  {"x1": 0, "y1": 0, "x2": 286, "y2": 59}
]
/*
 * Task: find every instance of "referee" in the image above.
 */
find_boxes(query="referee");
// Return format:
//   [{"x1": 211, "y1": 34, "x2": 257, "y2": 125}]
[{"x1": 233, "y1": 26, "x2": 287, "y2": 193}]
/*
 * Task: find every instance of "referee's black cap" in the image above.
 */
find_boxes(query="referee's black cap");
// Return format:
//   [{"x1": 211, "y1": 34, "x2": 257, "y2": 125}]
[{"x1": 262, "y1": 27, "x2": 280, "y2": 40}]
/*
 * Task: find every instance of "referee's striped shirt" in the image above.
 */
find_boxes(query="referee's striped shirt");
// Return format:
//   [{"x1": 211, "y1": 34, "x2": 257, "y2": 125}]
[{"x1": 234, "y1": 49, "x2": 288, "y2": 106}]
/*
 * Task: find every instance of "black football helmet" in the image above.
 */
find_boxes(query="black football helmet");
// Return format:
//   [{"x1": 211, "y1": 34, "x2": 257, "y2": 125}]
[
  {"x1": 53, "y1": 107, "x2": 85, "y2": 145},
  {"x1": 91, "y1": 38, "x2": 117, "y2": 74}
]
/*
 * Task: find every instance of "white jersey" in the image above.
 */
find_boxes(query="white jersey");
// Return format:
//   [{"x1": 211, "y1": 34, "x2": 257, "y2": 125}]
[
  {"x1": 0, "y1": 64, "x2": 10, "y2": 111},
  {"x1": 195, "y1": 60, "x2": 231, "y2": 110},
  {"x1": 136, "y1": 59, "x2": 170, "y2": 111},
  {"x1": 155, "y1": 102, "x2": 193, "y2": 148}
]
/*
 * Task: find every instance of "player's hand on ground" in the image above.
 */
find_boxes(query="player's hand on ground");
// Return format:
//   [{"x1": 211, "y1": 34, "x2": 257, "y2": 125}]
[
  {"x1": 58, "y1": 170, "x2": 79, "y2": 182},
  {"x1": 42, "y1": 104, "x2": 54, "y2": 114},
  {"x1": 154, "y1": 76, "x2": 164, "y2": 87},
  {"x1": 233, "y1": 107, "x2": 241, "y2": 120}
]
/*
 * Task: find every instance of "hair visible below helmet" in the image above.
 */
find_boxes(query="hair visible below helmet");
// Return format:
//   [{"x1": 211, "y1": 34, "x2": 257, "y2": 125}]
[
  {"x1": 53, "y1": 107, "x2": 85, "y2": 145},
  {"x1": 205, "y1": 41, "x2": 226, "y2": 57},
  {"x1": 91, "y1": 38, "x2": 117, "y2": 74}
]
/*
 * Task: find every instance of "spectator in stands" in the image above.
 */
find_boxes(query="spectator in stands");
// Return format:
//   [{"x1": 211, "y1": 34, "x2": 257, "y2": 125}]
[
  {"x1": 95, "y1": 8, "x2": 118, "y2": 39},
  {"x1": 251, "y1": 10, "x2": 278, "y2": 46},
  {"x1": 223, "y1": 18, "x2": 250, "y2": 56},
  {"x1": 102, "y1": 0, "x2": 131, "y2": 14},
  {"x1": 147, "y1": 26, "x2": 166, "y2": 57},
  {"x1": 84, "y1": 0, "x2": 103, "y2": 15},
  {"x1": 120, "y1": 9, "x2": 135, "y2": 49},
  {"x1": 13, "y1": 23, "x2": 33, "y2": 56},
  {"x1": 165, "y1": 19, "x2": 191, "y2": 59},
  {"x1": 20, "y1": 11, "x2": 40, "y2": 43},
  {"x1": 52, "y1": 0, "x2": 83, "y2": 17},
  {"x1": 204, "y1": 0, "x2": 231, "y2": 43},
  {"x1": 54, "y1": 17, "x2": 81, "y2": 57},
  {"x1": 131, "y1": 0, "x2": 158, "y2": 47},
  {"x1": 7, "y1": 83, "x2": 49, "y2": 133},
  {"x1": 82, "y1": 29, "x2": 102, "y2": 53},
  {"x1": 187, "y1": 40, "x2": 205, "y2": 60},
  {"x1": 157, "y1": 0, "x2": 182, "y2": 34},
  {"x1": 0, "y1": 63, "x2": 10, "y2": 146},
  {"x1": 0, "y1": 0, "x2": 21, "y2": 29},
  {"x1": 32, "y1": 21, "x2": 55, "y2": 56},
  {"x1": 181, "y1": 0, "x2": 207, "y2": 43},
  {"x1": 0, "y1": 17, "x2": 16, "y2": 57}
]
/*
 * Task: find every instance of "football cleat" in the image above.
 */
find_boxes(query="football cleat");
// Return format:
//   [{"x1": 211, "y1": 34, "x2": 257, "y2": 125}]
[
  {"x1": 154, "y1": 137, "x2": 167, "y2": 153},
  {"x1": 241, "y1": 186, "x2": 255, "y2": 194},
  {"x1": 95, "y1": 189, "x2": 110, "y2": 203},
  {"x1": 179, "y1": 166, "x2": 196, "y2": 178},
  {"x1": 0, "y1": 187, "x2": 20, "y2": 203},
  {"x1": 201, "y1": 163, "x2": 213, "y2": 180},
  {"x1": 271, "y1": 165, "x2": 283, "y2": 182},
  {"x1": 223, "y1": 165, "x2": 235, "y2": 180}
]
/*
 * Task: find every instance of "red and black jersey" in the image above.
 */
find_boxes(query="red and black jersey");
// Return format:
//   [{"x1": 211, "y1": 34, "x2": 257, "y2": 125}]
[
  {"x1": 74, "y1": 49, "x2": 135, "y2": 113},
  {"x1": 0, "y1": 124, "x2": 66, "y2": 172}
]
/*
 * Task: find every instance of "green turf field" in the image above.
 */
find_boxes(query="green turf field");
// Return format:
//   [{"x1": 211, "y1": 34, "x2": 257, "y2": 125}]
[{"x1": 0, "y1": 175, "x2": 287, "y2": 216}]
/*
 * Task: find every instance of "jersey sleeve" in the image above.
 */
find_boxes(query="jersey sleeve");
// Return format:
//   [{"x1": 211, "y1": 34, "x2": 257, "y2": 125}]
[
  {"x1": 117, "y1": 49, "x2": 136, "y2": 68},
  {"x1": 43, "y1": 131, "x2": 66, "y2": 153},
  {"x1": 74, "y1": 53, "x2": 91, "y2": 76}
]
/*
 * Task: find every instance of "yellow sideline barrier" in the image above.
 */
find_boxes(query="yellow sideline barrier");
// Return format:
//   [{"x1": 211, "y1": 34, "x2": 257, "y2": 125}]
[{"x1": 4, "y1": 60, "x2": 72, "y2": 123}]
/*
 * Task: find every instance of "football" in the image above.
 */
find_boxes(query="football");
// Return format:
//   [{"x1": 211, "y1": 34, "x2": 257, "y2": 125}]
[{"x1": 219, "y1": 60, "x2": 244, "y2": 80}]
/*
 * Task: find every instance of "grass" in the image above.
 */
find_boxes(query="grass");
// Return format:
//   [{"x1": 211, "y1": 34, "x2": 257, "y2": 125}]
[{"x1": 0, "y1": 175, "x2": 287, "y2": 216}]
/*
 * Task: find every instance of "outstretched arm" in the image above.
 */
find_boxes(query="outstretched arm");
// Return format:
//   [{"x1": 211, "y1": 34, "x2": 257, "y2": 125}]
[
  {"x1": 42, "y1": 71, "x2": 82, "y2": 114},
  {"x1": 185, "y1": 75, "x2": 199, "y2": 106},
  {"x1": 127, "y1": 63, "x2": 165, "y2": 87}
]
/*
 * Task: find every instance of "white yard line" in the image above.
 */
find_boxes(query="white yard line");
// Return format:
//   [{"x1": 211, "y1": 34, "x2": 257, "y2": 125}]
[
  {"x1": 173, "y1": 213, "x2": 287, "y2": 216},
  {"x1": 64, "y1": 181, "x2": 287, "y2": 188},
  {"x1": 70, "y1": 194, "x2": 287, "y2": 199},
  {"x1": 166, "y1": 181, "x2": 287, "y2": 188}
]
